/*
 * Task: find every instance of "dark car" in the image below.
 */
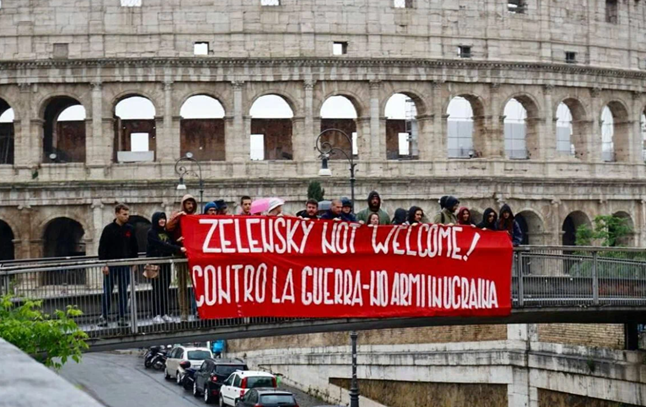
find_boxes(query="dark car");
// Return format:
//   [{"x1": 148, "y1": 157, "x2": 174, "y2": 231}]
[
  {"x1": 193, "y1": 358, "x2": 248, "y2": 404},
  {"x1": 235, "y1": 388, "x2": 299, "y2": 407}
]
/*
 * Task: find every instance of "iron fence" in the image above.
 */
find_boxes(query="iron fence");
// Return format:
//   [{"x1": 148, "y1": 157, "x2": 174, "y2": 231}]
[{"x1": 1, "y1": 246, "x2": 645, "y2": 342}]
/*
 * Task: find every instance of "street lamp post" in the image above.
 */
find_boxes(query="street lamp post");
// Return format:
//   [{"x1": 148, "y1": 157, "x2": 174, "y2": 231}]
[
  {"x1": 174, "y1": 152, "x2": 204, "y2": 213},
  {"x1": 315, "y1": 128, "x2": 359, "y2": 407}
]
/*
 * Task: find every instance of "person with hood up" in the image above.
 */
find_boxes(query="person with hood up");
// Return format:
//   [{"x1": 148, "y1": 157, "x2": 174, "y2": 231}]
[
  {"x1": 166, "y1": 194, "x2": 198, "y2": 241},
  {"x1": 392, "y1": 208, "x2": 408, "y2": 225},
  {"x1": 407, "y1": 206, "x2": 425, "y2": 225},
  {"x1": 340, "y1": 197, "x2": 357, "y2": 222},
  {"x1": 433, "y1": 196, "x2": 460, "y2": 225},
  {"x1": 203, "y1": 202, "x2": 217, "y2": 215},
  {"x1": 477, "y1": 208, "x2": 498, "y2": 230},
  {"x1": 498, "y1": 204, "x2": 523, "y2": 247},
  {"x1": 457, "y1": 207, "x2": 475, "y2": 226},
  {"x1": 147, "y1": 212, "x2": 186, "y2": 324},
  {"x1": 214, "y1": 199, "x2": 228, "y2": 215},
  {"x1": 356, "y1": 191, "x2": 390, "y2": 225}
]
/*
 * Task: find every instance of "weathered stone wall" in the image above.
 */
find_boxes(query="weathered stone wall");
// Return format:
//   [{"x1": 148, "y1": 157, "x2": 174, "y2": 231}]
[
  {"x1": 227, "y1": 325, "x2": 507, "y2": 353},
  {"x1": 538, "y1": 324, "x2": 626, "y2": 350},
  {"x1": 538, "y1": 389, "x2": 641, "y2": 407},
  {"x1": 0, "y1": 0, "x2": 644, "y2": 70}
]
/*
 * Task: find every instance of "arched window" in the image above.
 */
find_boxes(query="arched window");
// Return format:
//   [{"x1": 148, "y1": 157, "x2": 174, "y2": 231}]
[
  {"x1": 249, "y1": 95, "x2": 294, "y2": 161},
  {"x1": 601, "y1": 106, "x2": 615, "y2": 162},
  {"x1": 0, "y1": 99, "x2": 14, "y2": 165},
  {"x1": 447, "y1": 97, "x2": 474, "y2": 158},
  {"x1": 562, "y1": 211, "x2": 591, "y2": 246},
  {"x1": 43, "y1": 97, "x2": 86, "y2": 163},
  {"x1": 180, "y1": 95, "x2": 226, "y2": 161},
  {"x1": 556, "y1": 103, "x2": 575, "y2": 157},
  {"x1": 320, "y1": 96, "x2": 358, "y2": 160},
  {"x1": 42, "y1": 217, "x2": 85, "y2": 285},
  {"x1": 114, "y1": 96, "x2": 156, "y2": 163},
  {"x1": 385, "y1": 93, "x2": 419, "y2": 159},
  {"x1": 504, "y1": 98, "x2": 528, "y2": 159},
  {"x1": 0, "y1": 220, "x2": 14, "y2": 261}
]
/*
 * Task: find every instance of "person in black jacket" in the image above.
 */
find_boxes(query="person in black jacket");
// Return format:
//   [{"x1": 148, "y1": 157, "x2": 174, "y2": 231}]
[
  {"x1": 97, "y1": 204, "x2": 139, "y2": 327},
  {"x1": 147, "y1": 212, "x2": 185, "y2": 324}
]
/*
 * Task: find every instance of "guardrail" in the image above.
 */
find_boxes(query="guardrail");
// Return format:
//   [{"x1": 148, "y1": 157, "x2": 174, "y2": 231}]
[{"x1": 1, "y1": 246, "x2": 645, "y2": 342}]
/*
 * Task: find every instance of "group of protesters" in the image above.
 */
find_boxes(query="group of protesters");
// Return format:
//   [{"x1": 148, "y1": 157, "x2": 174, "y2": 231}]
[{"x1": 96, "y1": 191, "x2": 522, "y2": 326}]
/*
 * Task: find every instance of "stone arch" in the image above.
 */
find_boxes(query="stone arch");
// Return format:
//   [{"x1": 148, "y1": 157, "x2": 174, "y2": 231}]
[
  {"x1": 515, "y1": 209, "x2": 545, "y2": 245},
  {"x1": 40, "y1": 96, "x2": 87, "y2": 163},
  {"x1": 41, "y1": 217, "x2": 86, "y2": 285},
  {"x1": 502, "y1": 93, "x2": 541, "y2": 160},
  {"x1": 557, "y1": 97, "x2": 589, "y2": 160},
  {"x1": 601, "y1": 99, "x2": 631, "y2": 162},
  {"x1": 249, "y1": 94, "x2": 294, "y2": 161},
  {"x1": 319, "y1": 95, "x2": 359, "y2": 161},
  {"x1": 316, "y1": 90, "x2": 366, "y2": 119},
  {"x1": 0, "y1": 218, "x2": 15, "y2": 261},
  {"x1": 248, "y1": 90, "x2": 301, "y2": 118},
  {"x1": 381, "y1": 89, "x2": 428, "y2": 118},
  {"x1": 113, "y1": 94, "x2": 157, "y2": 162},
  {"x1": 445, "y1": 94, "x2": 485, "y2": 158},
  {"x1": 177, "y1": 92, "x2": 229, "y2": 117},
  {"x1": 110, "y1": 91, "x2": 161, "y2": 117},
  {"x1": 562, "y1": 210, "x2": 591, "y2": 246},
  {"x1": 179, "y1": 95, "x2": 226, "y2": 161},
  {"x1": 0, "y1": 97, "x2": 15, "y2": 165},
  {"x1": 611, "y1": 210, "x2": 635, "y2": 247},
  {"x1": 384, "y1": 92, "x2": 423, "y2": 159}
]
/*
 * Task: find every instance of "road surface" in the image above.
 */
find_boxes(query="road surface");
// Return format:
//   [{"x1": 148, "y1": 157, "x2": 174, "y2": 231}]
[{"x1": 59, "y1": 352, "x2": 330, "y2": 407}]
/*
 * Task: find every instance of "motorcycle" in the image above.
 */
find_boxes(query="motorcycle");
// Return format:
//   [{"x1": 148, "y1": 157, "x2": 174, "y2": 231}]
[
  {"x1": 179, "y1": 361, "x2": 197, "y2": 391},
  {"x1": 143, "y1": 346, "x2": 165, "y2": 369},
  {"x1": 150, "y1": 348, "x2": 168, "y2": 371}
]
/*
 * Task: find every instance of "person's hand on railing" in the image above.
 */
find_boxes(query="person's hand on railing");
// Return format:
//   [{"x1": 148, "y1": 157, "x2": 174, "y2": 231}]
[{"x1": 102, "y1": 266, "x2": 109, "y2": 276}]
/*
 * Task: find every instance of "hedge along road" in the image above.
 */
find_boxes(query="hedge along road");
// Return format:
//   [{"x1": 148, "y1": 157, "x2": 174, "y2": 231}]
[{"x1": 59, "y1": 352, "x2": 329, "y2": 407}]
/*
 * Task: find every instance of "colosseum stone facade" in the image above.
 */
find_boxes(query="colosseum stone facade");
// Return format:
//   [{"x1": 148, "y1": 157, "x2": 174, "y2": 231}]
[{"x1": 0, "y1": 0, "x2": 646, "y2": 260}]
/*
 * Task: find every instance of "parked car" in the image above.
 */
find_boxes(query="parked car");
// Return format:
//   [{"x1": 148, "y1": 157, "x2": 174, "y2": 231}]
[
  {"x1": 235, "y1": 389, "x2": 299, "y2": 407},
  {"x1": 193, "y1": 358, "x2": 248, "y2": 404},
  {"x1": 219, "y1": 370, "x2": 276, "y2": 406},
  {"x1": 164, "y1": 346, "x2": 213, "y2": 384}
]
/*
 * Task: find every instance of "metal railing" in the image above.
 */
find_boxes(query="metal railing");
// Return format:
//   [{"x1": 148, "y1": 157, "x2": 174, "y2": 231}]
[{"x1": 1, "y1": 246, "x2": 645, "y2": 343}]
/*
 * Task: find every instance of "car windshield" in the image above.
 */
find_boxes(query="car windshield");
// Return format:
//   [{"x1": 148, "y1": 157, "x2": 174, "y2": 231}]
[
  {"x1": 259, "y1": 394, "x2": 295, "y2": 404},
  {"x1": 187, "y1": 351, "x2": 211, "y2": 360},
  {"x1": 246, "y1": 376, "x2": 275, "y2": 388},
  {"x1": 216, "y1": 365, "x2": 246, "y2": 376}
]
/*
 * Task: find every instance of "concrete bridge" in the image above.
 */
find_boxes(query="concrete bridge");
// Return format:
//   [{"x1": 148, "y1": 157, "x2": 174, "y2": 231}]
[{"x1": 2, "y1": 246, "x2": 644, "y2": 352}]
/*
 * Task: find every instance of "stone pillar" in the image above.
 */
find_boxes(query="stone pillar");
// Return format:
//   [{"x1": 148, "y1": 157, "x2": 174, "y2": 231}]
[
  {"x1": 30, "y1": 118, "x2": 45, "y2": 165},
  {"x1": 154, "y1": 116, "x2": 165, "y2": 161},
  {"x1": 486, "y1": 83, "x2": 505, "y2": 158},
  {"x1": 357, "y1": 117, "x2": 371, "y2": 160},
  {"x1": 302, "y1": 80, "x2": 317, "y2": 162},
  {"x1": 630, "y1": 92, "x2": 643, "y2": 164},
  {"x1": 540, "y1": 85, "x2": 555, "y2": 160},
  {"x1": 228, "y1": 81, "x2": 247, "y2": 162},
  {"x1": 429, "y1": 81, "x2": 446, "y2": 160},
  {"x1": 103, "y1": 117, "x2": 116, "y2": 163},
  {"x1": 17, "y1": 205, "x2": 33, "y2": 259},
  {"x1": 549, "y1": 199, "x2": 562, "y2": 246},
  {"x1": 158, "y1": 81, "x2": 177, "y2": 162},
  {"x1": 224, "y1": 115, "x2": 235, "y2": 161},
  {"x1": 507, "y1": 324, "x2": 537, "y2": 407},
  {"x1": 416, "y1": 114, "x2": 435, "y2": 161},
  {"x1": 89, "y1": 82, "x2": 106, "y2": 166},
  {"x1": 291, "y1": 116, "x2": 306, "y2": 161},
  {"x1": 14, "y1": 83, "x2": 33, "y2": 168},
  {"x1": 172, "y1": 115, "x2": 182, "y2": 157},
  {"x1": 369, "y1": 80, "x2": 383, "y2": 160},
  {"x1": 589, "y1": 87, "x2": 603, "y2": 162}
]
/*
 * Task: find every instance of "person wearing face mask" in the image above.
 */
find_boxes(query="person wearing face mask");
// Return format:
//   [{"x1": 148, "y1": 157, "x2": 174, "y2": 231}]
[
  {"x1": 433, "y1": 196, "x2": 460, "y2": 225},
  {"x1": 147, "y1": 212, "x2": 186, "y2": 324},
  {"x1": 477, "y1": 208, "x2": 498, "y2": 230}
]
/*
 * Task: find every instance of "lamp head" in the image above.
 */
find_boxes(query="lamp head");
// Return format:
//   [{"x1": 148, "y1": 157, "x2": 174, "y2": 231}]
[
  {"x1": 177, "y1": 177, "x2": 187, "y2": 191},
  {"x1": 186, "y1": 152, "x2": 194, "y2": 159},
  {"x1": 318, "y1": 156, "x2": 332, "y2": 177}
]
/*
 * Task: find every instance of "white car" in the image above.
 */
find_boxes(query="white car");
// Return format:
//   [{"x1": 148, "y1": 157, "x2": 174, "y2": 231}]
[
  {"x1": 219, "y1": 370, "x2": 277, "y2": 406},
  {"x1": 164, "y1": 346, "x2": 212, "y2": 384}
]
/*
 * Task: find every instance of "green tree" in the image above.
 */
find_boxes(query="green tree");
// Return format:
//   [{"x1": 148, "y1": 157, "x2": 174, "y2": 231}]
[
  {"x1": 575, "y1": 215, "x2": 632, "y2": 247},
  {"x1": 307, "y1": 180, "x2": 325, "y2": 202},
  {"x1": 0, "y1": 295, "x2": 89, "y2": 369}
]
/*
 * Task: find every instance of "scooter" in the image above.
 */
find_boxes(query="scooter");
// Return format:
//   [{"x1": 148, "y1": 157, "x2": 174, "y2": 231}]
[
  {"x1": 143, "y1": 346, "x2": 165, "y2": 369},
  {"x1": 179, "y1": 361, "x2": 197, "y2": 391},
  {"x1": 150, "y1": 348, "x2": 168, "y2": 371}
]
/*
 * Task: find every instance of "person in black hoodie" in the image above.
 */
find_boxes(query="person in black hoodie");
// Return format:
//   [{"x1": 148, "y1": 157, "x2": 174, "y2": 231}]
[
  {"x1": 498, "y1": 204, "x2": 523, "y2": 247},
  {"x1": 147, "y1": 212, "x2": 185, "y2": 324},
  {"x1": 98, "y1": 204, "x2": 139, "y2": 327},
  {"x1": 477, "y1": 208, "x2": 498, "y2": 230},
  {"x1": 392, "y1": 208, "x2": 408, "y2": 225}
]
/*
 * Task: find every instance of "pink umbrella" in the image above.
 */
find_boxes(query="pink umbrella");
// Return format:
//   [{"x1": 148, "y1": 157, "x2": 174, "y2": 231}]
[{"x1": 250, "y1": 198, "x2": 272, "y2": 215}]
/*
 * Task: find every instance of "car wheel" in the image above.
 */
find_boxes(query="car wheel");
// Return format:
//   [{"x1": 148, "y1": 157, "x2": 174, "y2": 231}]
[
  {"x1": 204, "y1": 386, "x2": 211, "y2": 404},
  {"x1": 193, "y1": 381, "x2": 200, "y2": 398},
  {"x1": 218, "y1": 395, "x2": 224, "y2": 407},
  {"x1": 176, "y1": 371, "x2": 182, "y2": 385},
  {"x1": 164, "y1": 368, "x2": 171, "y2": 381}
]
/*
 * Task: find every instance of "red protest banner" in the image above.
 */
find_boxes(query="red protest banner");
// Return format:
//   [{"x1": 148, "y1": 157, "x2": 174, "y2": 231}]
[{"x1": 181, "y1": 216, "x2": 513, "y2": 320}]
